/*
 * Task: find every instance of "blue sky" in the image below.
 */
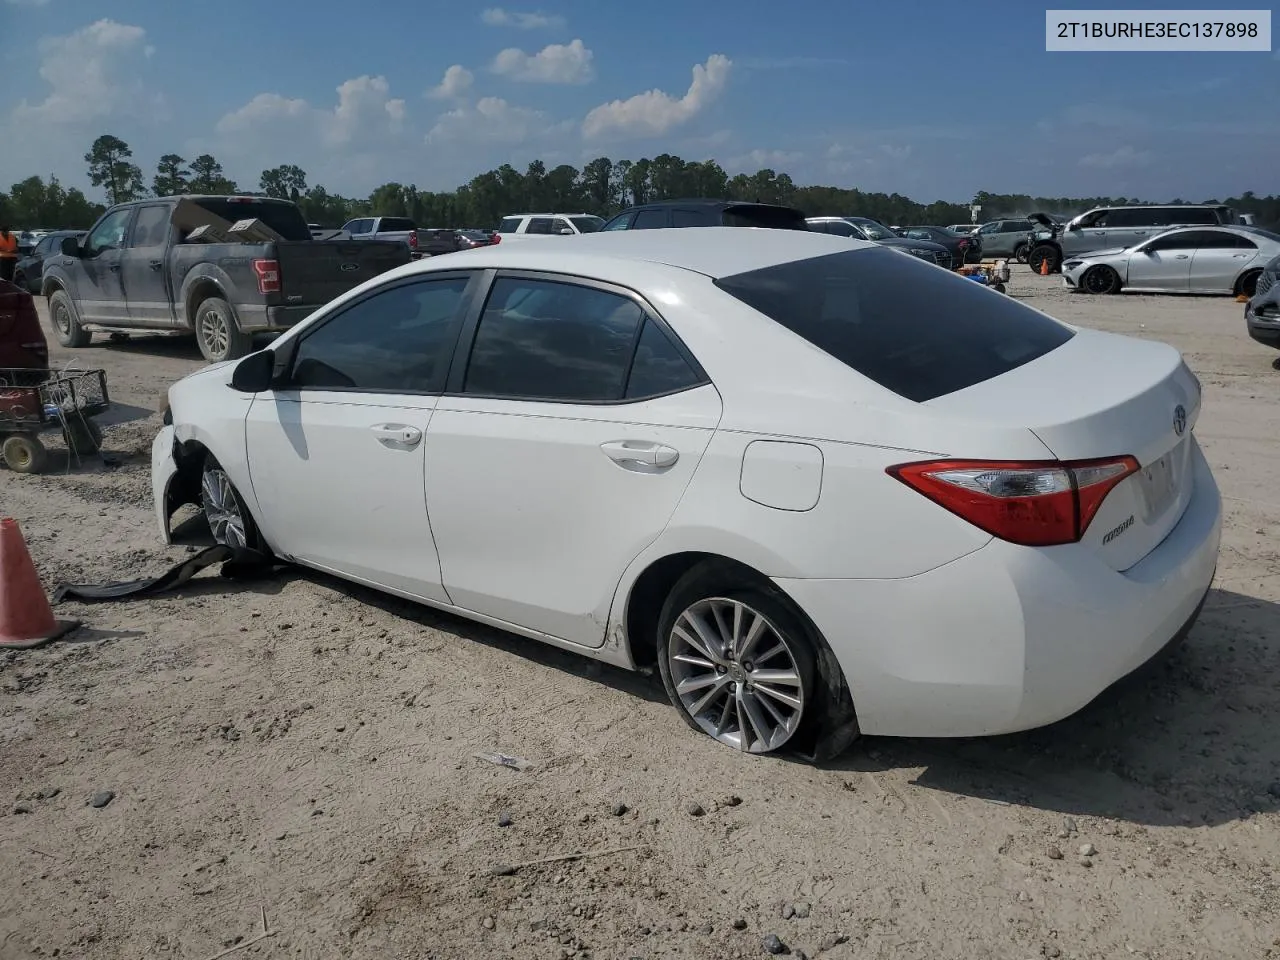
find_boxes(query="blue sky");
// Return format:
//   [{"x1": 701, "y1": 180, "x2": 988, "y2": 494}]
[{"x1": 0, "y1": 0, "x2": 1275, "y2": 203}]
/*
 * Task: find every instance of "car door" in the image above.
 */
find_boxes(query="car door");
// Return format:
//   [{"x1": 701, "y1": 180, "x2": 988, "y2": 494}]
[
  {"x1": 120, "y1": 204, "x2": 176, "y2": 327},
  {"x1": 424, "y1": 271, "x2": 723, "y2": 648},
  {"x1": 1187, "y1": 230, "x2": 1259, "y2": 293},
  {"x1": 976, "y1": 220, "x2": 1004, "y2": 254},
  {"x1": 243, "y1": 272, "x2": 478, "y2": 603},
  {"x1": 75, "y1": 207, "x2": 133, "y2": 324},
  {"x1": 1126, "y1": 231, "x2": 1197, "y2": 291}
]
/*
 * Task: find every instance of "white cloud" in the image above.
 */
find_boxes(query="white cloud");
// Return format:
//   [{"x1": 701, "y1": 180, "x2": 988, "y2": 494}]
[
  {"x1": 491, "y1": 39, "x2": 594, "y2": 84},
  {"x1": 10, "y1": 19, "x2": 163, "y2": 126},
  {"x1": 217, "y1": 75, "x2": 405, "y2": 149},
  {"x1": 425, "y1": 96, "x2": 548, "y2": 145},
  {"x1": 481, "y1": 7, "x2": 565, "y2": 29},
  {"x1": 426, "y1": 64, "x2": 474, "y2": 100},
  {"x1": 582, "y1": 54, "x2": 731, "y2": 140},
  {"x1": 728, "y1": 149, "x2": 804, "y2": 171},
  {"x1": 1079, "y1": 145, "x2": 1152, "y2": 169}
]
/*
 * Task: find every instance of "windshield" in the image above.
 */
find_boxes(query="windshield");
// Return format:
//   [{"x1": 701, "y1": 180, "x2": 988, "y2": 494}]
[
  {"x1": 569, "y1": 216, "x2": 605, "y2": 233},
  {"x1": 850, "y1": 219, "x2": 895, "y2": 241}
]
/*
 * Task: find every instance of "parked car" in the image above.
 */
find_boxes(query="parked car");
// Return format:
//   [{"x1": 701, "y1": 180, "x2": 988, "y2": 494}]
[
  {"x1": 947, "y1": 223, "x2": 978, "y2": 234},
  {"x1": 153, "y1": 227, "x2": 1220, "y2": 758},
  {"x1": 1026, "y1": 205, "x2": 1238, "y2": 275},
  {"x1": 0, "y1": 278, "x2": 48, "y2": 370},
  {"x1": 495, "y1": 213, "x2": 606, "y2": 240},
  {"x1": 339, "y1": 216, "x2": 427, "y2": 257},
  {"x1": 807, "y1": 216, "x2": 953, "y2": 269},
  {"x1": 12, "y1": 230, "x2": 85, "y2": 294},
  {"x1": 43, "y1": 195, "x2": 412, "y2": 363},
  {"x1": 417, "y1": 228, "x2": 465, "y2": 257},
  {"x1": 457, "y1": 229, "x2": 498, "y2": 250},
  {"x1": 1062, "y1": 225, "x2": 1279, "y2": 297},
  {"x1": 1245, "y1": 252, "x2": 1280, "y2": 353},
  {"x1": 973, "y1": 219, "x2": 1036, "y2": 262},
  {"x1": 897, "y1": 225, "x2": 982, "y2": 265},
  {"x1": 603, "y1": 200, "x2": 809, "y2": 232}
]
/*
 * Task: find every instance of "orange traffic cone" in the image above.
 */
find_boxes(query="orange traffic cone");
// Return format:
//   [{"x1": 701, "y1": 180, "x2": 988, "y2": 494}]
[
  {"x1": 1039, "y1": 257, "x2": 1050, "y2": 277},
  {"x1": 0, "y1": 517, "x2": 79, "y2": 650}
]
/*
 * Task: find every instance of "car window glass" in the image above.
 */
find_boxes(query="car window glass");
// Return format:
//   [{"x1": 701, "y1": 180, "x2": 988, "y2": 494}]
[
  {"x1": 1170, "y1": 208, "x2": 1217, "y2": 225},
  {"x1": 289, "y1": 277, "x2": 469, "y2": 392},
  {"x1": 526, "y1": 218, "x2": 554, "y2": 235},
  {"x1": 715, "y1": 247, "x2": 1073, "y2": 404},
  {"x1": 552, "y1": 218, "x2": 574, "y2": 234},
  {"x1": 631, "y1": 209, "x2": 668, "y2": 230},
  {"x1": 671, "y1": 209, "x2": 710, "y2": 228},
  {"x1": 380, "y1": 218, "x2": 415, "y2": 232},
  {"x1": 464, "y1": 277, "x2": 643, "y2": 401},
  {"x1": 497, "y1": 217, "x2": 523, "y2": 234},
  {"x1": 84, "y1": 209, "x2": 132, "y2": 256},
  {"x1": 33, "y1": 236, "x2": 55, "y2": 257},
  {"x1": 979, "y1": 223, "x2": 999, "y2": 234},
  {"x1": 826, "y1": 221, "x2": 858, "y2": 237},
  {"x1": 625, "y1": 318, "x2": 702, "y2": 399},
  {"x1": 602, "y1": 213, "x2": 633, "y2": 231},
  {"x1": 129, "y1": 205, "x2": 171, "y2": 249},
  {"x1": 1144, "y1": 232, "x2": 1199, "y2": 252}
]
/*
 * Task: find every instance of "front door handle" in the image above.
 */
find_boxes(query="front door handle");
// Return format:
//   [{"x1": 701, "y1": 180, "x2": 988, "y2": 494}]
[
  {"x1": 601, "y1": 440, "x2": 679, "y2": 468},
  {"x1": 1174, "y1": 254, "x2": 1190, "y2": 260},
  {"x1": 149, "y1": 260, "x2": 163, "y2": 271},
  {"x1": 371, "y1": 423, "x2": 422, "y2": 446}
]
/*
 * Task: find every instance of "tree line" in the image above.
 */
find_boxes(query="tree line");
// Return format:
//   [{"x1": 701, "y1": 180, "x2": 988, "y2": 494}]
[{"x1": 3, "y1": 132, "x2": 1278, "y2": 233}]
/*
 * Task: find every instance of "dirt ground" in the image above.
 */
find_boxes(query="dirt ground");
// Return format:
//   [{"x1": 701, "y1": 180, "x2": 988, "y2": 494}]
[{"x1": 2, "y1": 272, "x2": 1279, "y2": 960}]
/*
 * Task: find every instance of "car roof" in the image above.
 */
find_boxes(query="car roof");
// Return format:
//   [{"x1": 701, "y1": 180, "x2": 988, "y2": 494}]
[
  {"x1": 504, "y1": 212, "x2": 599, "y2": 217},
  {"x1": 623, "y1": 199, "x2": 800, "y2": 211},
  {"x1": 424, "y1": 226, "x2": 876, "y2": 279}
]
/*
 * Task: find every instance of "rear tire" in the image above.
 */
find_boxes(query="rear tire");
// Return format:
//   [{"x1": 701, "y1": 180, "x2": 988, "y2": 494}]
[
  {"x1": 48, "y1": 289, "x2": 90, "y2": 348},
  {"x1": 194, "y1": 297, "x2": 253, "y2": 364},
  {"x1": 1013, "y1": 243, "x2": 1029, "y2": 264},
  {"x1": 656, "y1": 562, "x2": 821, "y2": 756},
  {"x1": 1235, "y1": 269, "x2": 1262, "y2": 299},
  {"x1": 2, "y1": 435, "x2": 49, "y2": 474},
  {"x1": 1081, "y1": 265, "x2": 1121, "y2": 295}
]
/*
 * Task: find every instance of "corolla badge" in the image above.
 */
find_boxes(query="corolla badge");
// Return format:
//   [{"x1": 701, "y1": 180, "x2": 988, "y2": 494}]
[{"x1": 1173, "y1": 404, "x2": 1187, "y2": 437}]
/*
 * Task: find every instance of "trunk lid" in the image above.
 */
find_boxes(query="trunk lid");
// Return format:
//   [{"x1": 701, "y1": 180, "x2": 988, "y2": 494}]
[
  {"x1": 929, "y1": 328, "x2": 1201, "y2": 571},
  {"x1": 273, "y1": 240, "x2": 412, "y2": 306}
]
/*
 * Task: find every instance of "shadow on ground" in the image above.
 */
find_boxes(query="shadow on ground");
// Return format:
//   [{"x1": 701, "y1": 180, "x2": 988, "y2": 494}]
[{"x1": 831, "y1": 586, "x2": 1280, "y2": 827}]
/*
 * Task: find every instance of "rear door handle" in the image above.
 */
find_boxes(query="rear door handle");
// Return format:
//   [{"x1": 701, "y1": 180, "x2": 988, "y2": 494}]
[
  {"x1": 371, "y1": 423, "x2": 422, "y2": 446},
  {"x1": 601, "y1": 440, "x2": 679, "y2": 468},
  {"x1": 149, "y1": 260, "x2": 163, "y2": 271}
]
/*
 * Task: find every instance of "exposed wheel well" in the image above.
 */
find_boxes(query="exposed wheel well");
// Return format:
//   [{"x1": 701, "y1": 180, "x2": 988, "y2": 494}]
[
  {"x1": 42, "y1": 279, "x2": 66, "y2": 299},
  {"x1": 185, "y1": 282, "x2": 229, "y2": 329},
  {"x1": 1236, "y1": 268, "x2": 1263, "y2": 298}
]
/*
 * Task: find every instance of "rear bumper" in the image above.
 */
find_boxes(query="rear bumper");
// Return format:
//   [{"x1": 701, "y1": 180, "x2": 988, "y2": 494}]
[
  {"x1": 776, "y1": 439, "x2": 1222, "y2": 738},
  {"x1": 1245, "y1": 292, "x2": 1280, "y2": 349},
  {"x1": 237, "y1": 304, "x2": 318, "y2": 333}
]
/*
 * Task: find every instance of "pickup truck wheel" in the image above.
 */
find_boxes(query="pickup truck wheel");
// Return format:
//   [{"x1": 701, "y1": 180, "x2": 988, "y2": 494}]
[
  {"x1": 195, "y1": 297, "x2": 253, "y2": 364},
  {"x1": 48, "y1": 290, "x2": 91, "y2": 348}
]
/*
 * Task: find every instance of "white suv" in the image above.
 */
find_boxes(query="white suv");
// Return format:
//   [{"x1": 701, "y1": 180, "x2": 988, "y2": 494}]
[{"x1": 495, "y1": 213, "x2": 606, "y2": 240}]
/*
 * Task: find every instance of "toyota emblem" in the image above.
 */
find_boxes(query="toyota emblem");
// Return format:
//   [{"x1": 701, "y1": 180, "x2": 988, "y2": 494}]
[{"x1": 1172, "y1": 404, "x2": 1187, "y2": 437}]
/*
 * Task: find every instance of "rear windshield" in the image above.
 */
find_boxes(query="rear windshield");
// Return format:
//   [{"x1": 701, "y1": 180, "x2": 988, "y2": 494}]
[
  {"x1": 722, "y1": 206, "x2": 810, "y2": 231},
  {"x1": 714, "y1": 248, "x2": 1075, "y2": 402},
  {"x1": 569, "y1": 216, "x2": 605, "y2": 233},
  {"x1": 379, "y1": 217, "x2": 416, "y2": 232},
  {"x1": 191, "y1": 199, "x2": 311, "y2": 241}
]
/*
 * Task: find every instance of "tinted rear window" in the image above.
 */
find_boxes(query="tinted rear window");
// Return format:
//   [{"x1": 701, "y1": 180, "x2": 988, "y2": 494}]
[
  {"x1": 714, "y1": 248, "x2": 1075, "y2": 403},
  {"x1": 380, "y1": 218, "x2": 416, "y2": 231},
  {"x1": 722, "y1": 206, "x2": 809, "y2": 231},
  {"x1": 191, "y1": 199, "x2": 311, "y2": 241}
]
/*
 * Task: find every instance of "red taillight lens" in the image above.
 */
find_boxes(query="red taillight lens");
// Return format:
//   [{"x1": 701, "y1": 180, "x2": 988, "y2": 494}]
[
  {"x1": 490, "y1": 233, "x2": 500, "y2": 244},
  {"x1": 252, "y1": 258, "x2": 280, "y2": 295},
  {"x1": 887, "y1": 456, "x2": 1140, "y2": 547},
  {"x1": 409, "y1": 232, "x2": 418, "y2": 249}
]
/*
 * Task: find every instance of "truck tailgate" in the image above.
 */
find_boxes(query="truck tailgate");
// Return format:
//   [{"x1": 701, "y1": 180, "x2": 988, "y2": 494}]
[{"x1": 274, "y1": 241, "x2": 412, "y2": 305}]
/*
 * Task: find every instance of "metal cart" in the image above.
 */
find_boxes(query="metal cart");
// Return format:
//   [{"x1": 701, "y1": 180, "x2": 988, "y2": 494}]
[
  {"x1": 955, "y1": 259, "x2": 1013, "y2": 294},
  {"x1": 0, "y1": 368, "x2": 110, "y2": 474}
]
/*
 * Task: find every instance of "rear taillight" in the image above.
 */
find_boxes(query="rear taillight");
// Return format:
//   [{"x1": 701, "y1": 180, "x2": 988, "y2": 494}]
[
  {"x1": 409, "y1": 232, "x2": 418, "y2": 249},
  {"x1": 252, "y1": 258, "x2": 280, "y2": 295},
  {"x1": 490, "y1": 233, "x2": 500, "y2": 244},
  {"x1": 888, "y1": 456, "x2": 1140, "y2": 547}
]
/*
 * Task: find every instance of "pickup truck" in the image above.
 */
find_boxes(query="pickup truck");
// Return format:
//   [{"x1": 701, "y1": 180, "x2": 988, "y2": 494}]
[
  {"x1": 42, "y1": 195, "x2": 411, "y2": 363},
  {"x1": 340, "y1": 216, "x2": 426, "y2": 255}
]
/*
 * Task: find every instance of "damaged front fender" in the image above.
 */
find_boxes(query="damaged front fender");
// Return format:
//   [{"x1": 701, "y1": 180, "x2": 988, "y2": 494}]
[{"x1": 151, "y1": 425, "x2": 205, "y2": 544}]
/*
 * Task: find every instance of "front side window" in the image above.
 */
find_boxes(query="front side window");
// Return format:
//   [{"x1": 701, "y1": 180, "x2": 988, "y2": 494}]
[
  {"x1": 83, "y1": 209, "x2": 132, "y2": 257},
  {"x1": 602, "y1": 212, "x2": 633, "y2": 231},
  {"x1": 714, "y1": 247, "x2": 1074, "y2": 403},
  {"x1": 631, "y1": 209, "x2": 668, "y2": 230},
  {"x1": 463, "y1": 277, "x2": 644, "y2": 401},
  {"x1": 288, "y1": 277, "x2": 470, "y2": 392},
  {"x1": 552, "y1": 218, "x2": 575, "y2": 234},
  {"x1": 569, "y1": 216, "x2": 605, "y2": 233}
]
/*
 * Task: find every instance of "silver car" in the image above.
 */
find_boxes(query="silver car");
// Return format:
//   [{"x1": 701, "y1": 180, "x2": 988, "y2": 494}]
[{"x1": 1061, "y1": 225, "x2": 1280, "y2": 297}]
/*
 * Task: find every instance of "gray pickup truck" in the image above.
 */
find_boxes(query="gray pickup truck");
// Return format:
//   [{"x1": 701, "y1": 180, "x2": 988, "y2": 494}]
[{"x1": 43, "y1": 195, "x2": 411, "y2": 362}]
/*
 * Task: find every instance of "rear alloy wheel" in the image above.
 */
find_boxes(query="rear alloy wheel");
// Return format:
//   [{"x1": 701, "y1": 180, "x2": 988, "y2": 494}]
[
  {"x1": 200, "y1": 457, "x2": 258, "y2": 549},
  {"x1": 1081, "y1": 265, "x2": 1121, "y2": 295},
  {"x1": 658, "y1": 576, "x2": 817, "y2": 755},
  {"x1": 1013, "y1": 243, "x2": 1030, "y2": 264},
  {"x1": 194, "y1": 297, "x2": 253, "y2": 364}
]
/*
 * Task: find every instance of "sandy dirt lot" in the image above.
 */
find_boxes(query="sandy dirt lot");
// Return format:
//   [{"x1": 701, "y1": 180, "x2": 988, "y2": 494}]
[{"x1": 2, "y1": 273, "x2": 1279, "y2": 960}]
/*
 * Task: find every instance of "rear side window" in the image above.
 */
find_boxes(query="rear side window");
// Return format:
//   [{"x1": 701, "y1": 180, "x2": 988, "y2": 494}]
[
  {"x1": 379, "y1": 218, "x2": 416, "y2": 232},
  {"x1": 672, "y1": 209, "x2": 712, "y2": 228},
  {"x1": 1168, "y1": 208, "x2": 1219, "y2": 225},
  {"x1": 497, "y1": 217, "x2": 523, "y2": 234},
  {"x1": 722, "y1": 206, "x2": 809, "y2": 230},
  {"x1": 714, "y1": 248, "x2": 1074, "y2": 403},
  {"x1": 631, "y1": 209, "x2": 668, "y2": 230},
  {"x1": 625, "y1": 318, "x2": 702, "y2": 398}
]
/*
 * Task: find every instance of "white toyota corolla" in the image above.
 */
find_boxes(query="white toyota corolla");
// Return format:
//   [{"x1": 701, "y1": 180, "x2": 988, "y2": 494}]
[{"x1": 153, "y1": 228, "x2": 1221, "y2": 759}]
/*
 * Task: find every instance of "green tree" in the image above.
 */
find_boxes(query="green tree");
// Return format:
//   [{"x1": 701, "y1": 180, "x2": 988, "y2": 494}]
[
  {"x1": 153, "y1": 154, "x2": 191, "y2": 196},
  {"x1": 260, "y1": 164, "x2": 308, "y2": 199},
  {"x1": 188, "y1": 154, "x2": 238, "y2": 194},
  {"x1": 84, "y1": 134, "x2": 145, "y2": 204}
]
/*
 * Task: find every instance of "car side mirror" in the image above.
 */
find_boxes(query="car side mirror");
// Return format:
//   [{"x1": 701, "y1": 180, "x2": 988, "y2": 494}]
[
  {"x1": 557, "y1": 227, "x2": 574, "y2": 236},
  {"x1": 1067, "y1": 223, "x2": 1081, "y2": 231},
  {"x1": 230, "y1": 349, "x2": 275, "y2": 392},
  {"x1": 60, "y1": 237, "x2": 82, "y2": 256}
]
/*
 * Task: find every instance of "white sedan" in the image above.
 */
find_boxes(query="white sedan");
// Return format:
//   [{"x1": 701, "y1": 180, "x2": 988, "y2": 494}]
[
  {"x1": 152, "y1": 228, "x2": 1221, "y2": 758},
  {"x1": 1062, "y1": 225, "x2": 1280, "y2": 297}
]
